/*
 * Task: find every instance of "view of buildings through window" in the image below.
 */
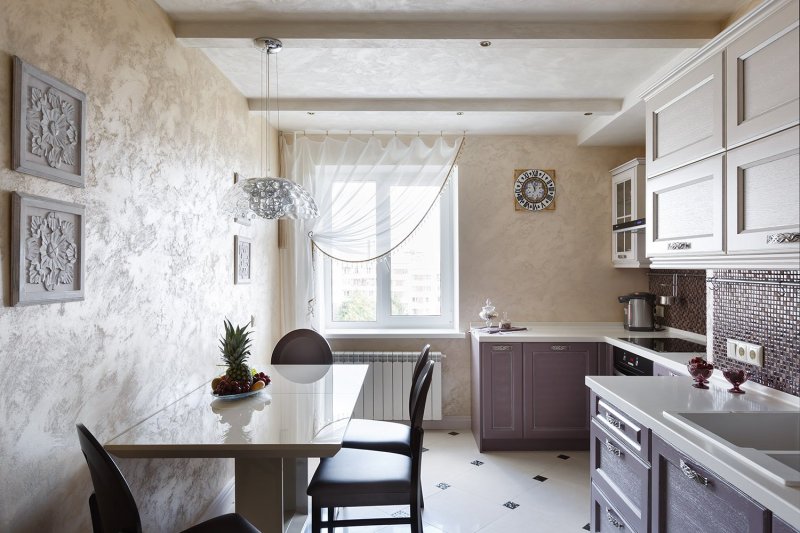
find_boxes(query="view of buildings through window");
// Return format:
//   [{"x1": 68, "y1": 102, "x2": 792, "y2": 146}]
[{"x1": 330, "y1": 185, "x2": 444, "y2": 322}]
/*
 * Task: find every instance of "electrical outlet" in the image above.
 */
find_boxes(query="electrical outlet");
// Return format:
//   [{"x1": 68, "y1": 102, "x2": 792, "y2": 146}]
[{"x1": 745, "y1": 343, "x2": 764, "y2": 367}]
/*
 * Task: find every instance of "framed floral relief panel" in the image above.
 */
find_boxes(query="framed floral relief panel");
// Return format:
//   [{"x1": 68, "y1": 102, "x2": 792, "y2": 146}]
[
  {"x1": 11, "y1": 192, "x2": 86, "y2": 306},
  {"x1": 234, "y1": 235, "x2": 252, "y2": 285},
  {"x1": 12, "y1": 56, "x2": 87, "y2": 187}
]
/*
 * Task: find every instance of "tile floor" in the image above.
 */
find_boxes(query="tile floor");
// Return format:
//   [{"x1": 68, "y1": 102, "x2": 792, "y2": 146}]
[{"x1": 302, "y1": 430, "x2": 592, "y2": 532}]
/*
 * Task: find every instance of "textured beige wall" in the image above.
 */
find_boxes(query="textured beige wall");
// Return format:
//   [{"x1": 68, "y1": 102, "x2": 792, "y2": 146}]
[
  {"x1": 0, "y1": 1, "x2": 277, "y2": 531},
  {"x1": 333, "y1": 136, "x2": 648, "y2": 418}
]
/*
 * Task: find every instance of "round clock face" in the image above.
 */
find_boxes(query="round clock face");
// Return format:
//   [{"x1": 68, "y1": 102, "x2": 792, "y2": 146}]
[{"x1": 514, "y1": 169, "x2": 556, "y2": 211}]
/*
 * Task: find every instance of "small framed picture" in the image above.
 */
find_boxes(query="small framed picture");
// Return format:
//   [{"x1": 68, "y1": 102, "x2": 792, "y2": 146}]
[
  {"x1": 11, "y1": 192, "x2": 86, "y2": 306},
  {"x1": 234, "y1": 235, "x2": 252, "y2": 284},
  {"x1": 12, "y1": 56, "x2": 87, "y2": 187},
  {"x1": 233, "y1": 172, "x2": 251, "y2": 226}
]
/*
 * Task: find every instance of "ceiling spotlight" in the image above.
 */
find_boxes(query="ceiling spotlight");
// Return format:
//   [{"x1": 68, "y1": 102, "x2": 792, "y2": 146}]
[
  {"x1": 480, "y1": 41, "x2": 492, "y2": 47},
  {"x1": 456, "y1": 112, "x2": 464, "y2": 116},
  {"x1": 307, "y1": 111, "x2": 316, "y2": 115},
  {"x1": 584, "y1": 112, "x2": 593, "y2": 116}
]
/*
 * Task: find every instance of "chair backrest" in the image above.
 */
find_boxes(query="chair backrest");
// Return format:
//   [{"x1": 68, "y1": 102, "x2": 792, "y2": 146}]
[
  {"x1": 271, "y1": 329, "x2": 333, "y2": 365},
  {"x1": 409, "y1": 360, "x2": 435, "y2": 491},
  {"x1": 76, "y1": 424, "x2": 142, "y2": 533},
  {"x1": 408, "y1": 344, "x2": 431, "y2": 415}
]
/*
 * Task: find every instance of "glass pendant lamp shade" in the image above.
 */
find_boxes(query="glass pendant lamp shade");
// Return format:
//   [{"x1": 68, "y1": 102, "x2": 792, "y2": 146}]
[
  {"x1": 222, "y1": 176, "x2": 319, "y2": 220},
  {"x1": 221, "y1": 37, "x2": 319, "y2": 221}
]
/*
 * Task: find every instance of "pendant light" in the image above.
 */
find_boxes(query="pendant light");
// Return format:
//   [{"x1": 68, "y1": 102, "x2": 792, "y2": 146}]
[{"x1": 222, "y1": 37, "x2": 319, "y2": 220}]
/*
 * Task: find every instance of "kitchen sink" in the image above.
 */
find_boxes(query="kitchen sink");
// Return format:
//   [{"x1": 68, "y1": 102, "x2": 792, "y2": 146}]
[{"x1": 664, "y1": 410, "x2": 800, "y2": 486}]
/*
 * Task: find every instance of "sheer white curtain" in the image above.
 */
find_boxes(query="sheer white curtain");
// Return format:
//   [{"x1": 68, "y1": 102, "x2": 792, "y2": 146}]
[{"x1": 279, "y1": 134, "x2": 463, "y2": 331}]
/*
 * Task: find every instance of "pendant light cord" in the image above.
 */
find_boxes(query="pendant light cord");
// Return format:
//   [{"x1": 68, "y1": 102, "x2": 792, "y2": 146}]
[{"x1": 266, "y1": 48, "x2": 271, "y2": 176}]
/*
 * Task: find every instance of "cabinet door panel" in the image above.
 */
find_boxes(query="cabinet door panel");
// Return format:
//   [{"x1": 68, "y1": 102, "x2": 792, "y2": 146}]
[
  {"x1": 647, "y1": 53, "x2": 724, "y2": 177},
  {"x1": 480, "y1": 343, "x2": 523, "y2": 439},
  {"x1": 651, "y1": 435, "x2": 769, "y2": 533},
  {"x1": 646, "y1": 155, "x2": 724, "y2": 256},
  {"x1": 523, "y1": 343, "x2": 597, "y2": 439},
  {"x1": 726, "y1": 0, "x2": 800, "y2": 147},
  {"x1": 773, "y1": 515, "x2": 800, "y2": 533},
  {"x1": 726, "y1": 127, "x2": 800, "y2": 254}
]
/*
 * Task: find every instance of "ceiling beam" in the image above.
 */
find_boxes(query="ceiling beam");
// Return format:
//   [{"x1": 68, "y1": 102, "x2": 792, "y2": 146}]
[
  {"x1": 176, "y1": 20, "x2": 719, "y2": 48},
  {"x1": 247, "y1": 98, "x2": 622, "y2": 113}
]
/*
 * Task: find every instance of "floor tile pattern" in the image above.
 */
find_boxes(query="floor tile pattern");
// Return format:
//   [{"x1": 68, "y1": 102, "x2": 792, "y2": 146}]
[{"x1": 228, "y1": 430, "x2": 591, "y2": 532}]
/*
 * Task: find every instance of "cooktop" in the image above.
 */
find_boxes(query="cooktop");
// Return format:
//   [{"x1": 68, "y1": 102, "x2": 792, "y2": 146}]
[{"x1": 618, "y1": 337, "x2": 707, "y2": 353}]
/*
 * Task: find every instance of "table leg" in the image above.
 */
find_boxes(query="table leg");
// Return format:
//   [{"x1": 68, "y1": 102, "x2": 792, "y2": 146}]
[{"x1": 234, "y1": 457, "x2": 310, "y2": 533}]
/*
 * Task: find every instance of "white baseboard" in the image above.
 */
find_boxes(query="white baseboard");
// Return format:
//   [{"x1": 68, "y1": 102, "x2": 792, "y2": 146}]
[
  {"x1": 196, "y1": 476, "x2": 235, "y2": 523},
  {"x1": 423, "y1": 415, "x2": 471, "y2": 430}
]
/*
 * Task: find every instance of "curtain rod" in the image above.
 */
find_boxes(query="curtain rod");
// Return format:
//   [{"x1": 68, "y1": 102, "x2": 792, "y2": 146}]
[{"x1": 287, "y1": 130, "x2": 468, "y2": 137}]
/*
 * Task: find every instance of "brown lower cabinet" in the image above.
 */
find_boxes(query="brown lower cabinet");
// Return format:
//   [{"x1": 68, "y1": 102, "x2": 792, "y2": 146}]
[
  {"x1": 590, "y1": 393, "x2": 797, "y2": 533},
  {"x1": 651, "y1": 434, "x2": 769, "y2": 533},
  {"x1": 471, "y1": 338, "x2": 600, "y2": 451}
]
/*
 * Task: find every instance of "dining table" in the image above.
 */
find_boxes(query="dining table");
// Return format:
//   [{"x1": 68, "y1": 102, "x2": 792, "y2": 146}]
[{"x1": 106, "y1": 364, "x2": 368, "y2": 533}]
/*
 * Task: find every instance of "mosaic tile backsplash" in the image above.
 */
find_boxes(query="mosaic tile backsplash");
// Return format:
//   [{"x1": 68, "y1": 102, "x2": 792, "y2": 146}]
[
  {"x1": 648, "y1": 270, "x2": 707, "y2": 335},
  {"x1": 710, "y1": 270, "x2": 800, "y2": 396}
]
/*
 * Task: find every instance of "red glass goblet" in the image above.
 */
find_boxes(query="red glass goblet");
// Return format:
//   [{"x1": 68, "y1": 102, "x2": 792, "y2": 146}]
[{"x1": 723, "y1": 369, "x2": 749, "y2": 394}]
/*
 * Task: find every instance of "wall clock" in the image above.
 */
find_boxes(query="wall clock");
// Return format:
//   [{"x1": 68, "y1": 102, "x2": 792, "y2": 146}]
[{"x1": 513, "y1": 169, "x2": 556, "y2": 211}]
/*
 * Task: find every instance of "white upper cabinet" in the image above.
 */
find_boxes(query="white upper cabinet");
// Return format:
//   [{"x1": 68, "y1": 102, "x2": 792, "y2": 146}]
[
  {"x1": 646, "y1": 53, "x2": 724, "y2": 177},
  {"x1": 726, "y1": 126, "x2": 800, "y2": 254},
  {"x1": 726, "y1": 0, "x2": 800, "y2": 148},
  {"x1": 643, "y1": 0, "x2": 800, "y2": 269},
  {"x1": 611, "y1": 158, "x2": 649, "y2": 268},
  {"x1": 646, "y1": 155, "x2": 725, "y2": 257}
]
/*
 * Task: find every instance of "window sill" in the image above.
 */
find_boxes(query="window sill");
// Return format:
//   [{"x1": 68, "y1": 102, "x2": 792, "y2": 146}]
[{"x1": 323, "y1": 329, "x2": 466, "y2": 339}]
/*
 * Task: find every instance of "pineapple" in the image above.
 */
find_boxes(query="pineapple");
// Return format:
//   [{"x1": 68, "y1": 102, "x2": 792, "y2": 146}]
[{"x1": 220, "y1": 319, "x2": 253, "y2": 385}]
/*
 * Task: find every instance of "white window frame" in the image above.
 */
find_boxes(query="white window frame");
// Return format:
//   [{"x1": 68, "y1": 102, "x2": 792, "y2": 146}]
[{"x1": 321, "y1": 171, "x2": 458, "y2": 332}]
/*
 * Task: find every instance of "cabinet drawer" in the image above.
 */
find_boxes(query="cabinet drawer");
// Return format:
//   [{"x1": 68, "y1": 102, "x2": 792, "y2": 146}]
[
  {"x1": 593, "y1": 395, "x2": 651, "y2": 462},
  {"x1": 591, "y1": 420, "x2": 650, "y2": 533},
  {"x1": 592, "y1": 483, "x2": 639, "y2": 533},
  {"x1": 651, "y1": 434, "x2": 769, "y2": 533}
]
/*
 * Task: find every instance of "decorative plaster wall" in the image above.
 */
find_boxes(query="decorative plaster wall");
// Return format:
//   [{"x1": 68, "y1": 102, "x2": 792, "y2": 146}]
[
  {"x1": 333, "y1": 136, "x2": 648, "y2": 418},
  {"x1": 0, "y1": 1, "x2": 278, "y2": 531}
]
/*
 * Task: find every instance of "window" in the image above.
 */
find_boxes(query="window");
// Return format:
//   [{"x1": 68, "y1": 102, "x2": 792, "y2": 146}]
[{"x1": 322, "y1": 171, "x2": 458, "y2": 331}]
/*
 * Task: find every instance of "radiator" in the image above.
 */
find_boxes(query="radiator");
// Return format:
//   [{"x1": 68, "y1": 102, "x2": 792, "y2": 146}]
[{"x1": 332, "y1": 352, "x2": 443, "y2": 421}]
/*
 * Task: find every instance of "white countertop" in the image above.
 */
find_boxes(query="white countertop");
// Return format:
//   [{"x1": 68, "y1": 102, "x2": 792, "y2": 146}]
[
  {"x1": 471, "y1": 322, "x2": 707, "y2": 371},
  {"x1": 586, "y1": 375, "x2": 800, "y2": 528},
  {"x1": 106, "y1": 364, "x2": 368, "y2": 458}
]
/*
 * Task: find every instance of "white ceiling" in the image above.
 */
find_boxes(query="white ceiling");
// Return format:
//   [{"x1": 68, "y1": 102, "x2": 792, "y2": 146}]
[{"x1": 154, "y1": 0, "x2": 751, "y2": 143}]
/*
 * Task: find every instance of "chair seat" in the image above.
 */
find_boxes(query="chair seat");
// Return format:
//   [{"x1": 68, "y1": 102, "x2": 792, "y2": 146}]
[
  {"x1": 307, "y1": 449, "x2": 412, "y2": 507},
  {"x1": 181, "y1": 513, "x2": 261, "y2": 533},
  {"x1": 342, "y1": 419, "x2": 412, "y2": 455}
]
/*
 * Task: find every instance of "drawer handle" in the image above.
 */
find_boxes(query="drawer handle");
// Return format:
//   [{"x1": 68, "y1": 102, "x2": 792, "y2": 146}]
[
  {"x1": 605, "y1": 439, "x2": 623, "y2": 457},
  {"x1": 668, "y1": 241, "x2": 691, "y2": 250},
  {"x1": 680, "y1": 459, "x2": 710, "y2": 486},
  {"x1": 551, "y1": 345, "x2": 569, "y2": 351},
  {"x1": 492, "y1": 345, "x2": 513, "y2": 351},
  {"x1": 606, "y1": 508, "x2": 624, "y2": 529},
  {"x1": 767, "y1": 232, "x2": 800, "y2": 244},
  {"x1": 605, "y1": 413, "x2": 624, "y2": 430}
]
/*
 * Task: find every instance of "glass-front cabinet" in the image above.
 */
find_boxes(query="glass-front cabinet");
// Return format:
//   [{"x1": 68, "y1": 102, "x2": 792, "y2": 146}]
[{"x1": 610, "y1": 158, "x2": 649, "y2": 268}]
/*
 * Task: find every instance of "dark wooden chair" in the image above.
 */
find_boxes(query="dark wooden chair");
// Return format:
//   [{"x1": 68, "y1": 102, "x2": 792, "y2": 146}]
[
  {"x1": 306, "y1": 359, "x2": 435, "y2": 533},
  {"x1": 341, "y1": 344, "x2": 431, "y2": 457},
  {"x1": 76, "y1": 423, "x2": 260, "y2": 533}
]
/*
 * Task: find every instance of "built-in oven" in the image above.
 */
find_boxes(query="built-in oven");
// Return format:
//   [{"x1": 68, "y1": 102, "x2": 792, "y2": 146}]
[{"x1": 613, "y1": 346, "x2": 653, "y2": 377}]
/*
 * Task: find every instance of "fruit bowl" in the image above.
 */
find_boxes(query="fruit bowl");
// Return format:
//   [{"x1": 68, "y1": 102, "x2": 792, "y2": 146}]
[
  {"x1": 723, "y1": 369, "x2": 749, "y2": 394},
  {"x1": 212, "y1": 387, "x2": 269, "y2": 401},
  {"x1": 687, "y1": 357, "x2": 714, "y2": 389}
]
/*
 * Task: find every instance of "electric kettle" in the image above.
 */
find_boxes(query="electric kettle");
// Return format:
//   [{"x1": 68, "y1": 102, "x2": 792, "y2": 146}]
[{"x1": 618, "y1": 292, "x2": 656, "y2": 331}]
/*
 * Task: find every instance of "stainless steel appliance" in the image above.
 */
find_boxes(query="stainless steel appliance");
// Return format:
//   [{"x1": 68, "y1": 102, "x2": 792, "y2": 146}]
[
  {"x1": 613, "y1": 346, "x2": 654, "y2": 376},
  {"x1": 618, "y1": 292, "x2": 656, "y2": 331}
]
